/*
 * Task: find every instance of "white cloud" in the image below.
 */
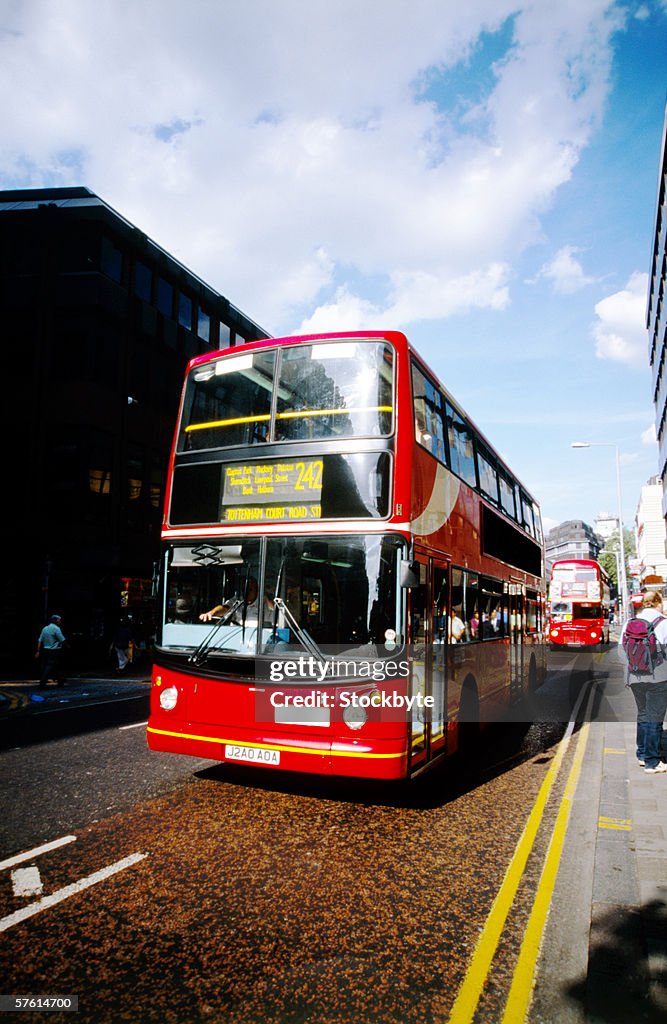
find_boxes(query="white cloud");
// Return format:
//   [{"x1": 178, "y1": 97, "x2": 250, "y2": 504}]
[
  {"x1": 298, "y1": 263, "x2": 510, "y2": 332},
  {"x1": 592, "y1": 272, "x2": 650, "y2": 367},
  {"x1": 537, "y1": 245, "x2": 596, "y2": 293},
  {"x1": 642, "y1": 423, "x2": 657, "y2": 445},
  {"x1": 542, "y1": 515, "x2": 560, "y2": 534},
  {"x1": 297, "y1": 288, "x2": 383, "y2": 335},
  {"x1": 0, "y1": 0, "x2": 625, "y2": 333}
]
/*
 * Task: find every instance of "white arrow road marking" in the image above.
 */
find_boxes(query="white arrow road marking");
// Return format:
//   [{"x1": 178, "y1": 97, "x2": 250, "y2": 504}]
[
  {"x1": 0, "y1": 852, "x2": 147, "y2": 933},
  {"x1": 11, "y1": 866, "x2": 43, "y2": 897}
]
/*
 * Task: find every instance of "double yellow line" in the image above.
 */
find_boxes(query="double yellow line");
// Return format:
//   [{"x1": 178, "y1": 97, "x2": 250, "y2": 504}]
[{"x1": 447, "y1": 685, "x2": 594, "y2": 1024}]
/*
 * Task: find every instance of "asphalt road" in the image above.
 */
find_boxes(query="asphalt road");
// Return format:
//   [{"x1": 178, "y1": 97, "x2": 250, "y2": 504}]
[{"x1": 0, "y1": 649, "x2": 621, "y2": 1024}]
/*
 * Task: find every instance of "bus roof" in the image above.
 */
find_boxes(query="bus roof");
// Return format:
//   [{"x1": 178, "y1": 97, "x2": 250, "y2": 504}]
[{"x1": 186, "y1": 330, "x2": 541, "y2": 509}]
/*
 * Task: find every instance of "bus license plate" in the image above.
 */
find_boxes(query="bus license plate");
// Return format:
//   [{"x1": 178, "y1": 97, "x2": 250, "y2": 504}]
[{"x1": 224, "y1": 744, "x2": 280, "y2": 766}]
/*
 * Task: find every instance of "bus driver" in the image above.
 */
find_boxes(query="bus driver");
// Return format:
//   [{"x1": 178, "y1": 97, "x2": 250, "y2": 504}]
[{"x1": 199, "y1": 577, "x2": 274, "y2": 624}]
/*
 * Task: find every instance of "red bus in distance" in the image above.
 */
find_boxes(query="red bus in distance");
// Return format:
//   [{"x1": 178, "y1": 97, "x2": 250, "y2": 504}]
[
  {"x1": 147, "y1": 331, "x2": 547, "y2": 779},
  {"x1": 548, "y1": 558, "x2": 610, "y2": 648}
]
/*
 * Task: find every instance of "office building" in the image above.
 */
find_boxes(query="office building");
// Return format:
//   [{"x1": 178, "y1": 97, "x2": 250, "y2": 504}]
[
  {"x1": 593, "y1": 511, "x2": 619, "y2": 542},
  {"x1": 0, "y1": 187, "x2": 269, "y2": 668},
  {"x1": 634, "y1": 476, "x2": 667, "y2": 587},
  {"x1": 648, "y1": 100, "x2": 667, "y2": 521},
  {"x1": 545, "y1": 520, "x2": 602, "y2": 570}
]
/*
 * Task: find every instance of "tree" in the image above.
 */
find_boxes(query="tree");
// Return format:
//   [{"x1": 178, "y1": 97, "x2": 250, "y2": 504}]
[{"x1": 600, "y1": 528, "x2": 636, "y2": 591}]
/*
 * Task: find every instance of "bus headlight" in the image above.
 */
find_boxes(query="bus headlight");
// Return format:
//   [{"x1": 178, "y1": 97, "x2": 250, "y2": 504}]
[
  {"x1": 343, "y1": 703, "x2": 367, "y2": 731},
  {"x1": 159, "y1": 686, "x2": 179, "y2": 711}
]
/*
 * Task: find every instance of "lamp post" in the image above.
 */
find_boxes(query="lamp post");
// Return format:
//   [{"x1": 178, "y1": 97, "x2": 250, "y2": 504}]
[{"x1": 571, "y1": 442, "x2": 629, "y2": 620}]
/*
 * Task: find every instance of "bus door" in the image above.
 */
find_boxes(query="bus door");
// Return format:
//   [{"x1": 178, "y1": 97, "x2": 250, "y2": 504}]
[
  {"x1": 409, "y1": 556, "x2": 448, "y2": 773},
  {"x1": 509, "y1": 583, "x2": 524, "y2": 704}
]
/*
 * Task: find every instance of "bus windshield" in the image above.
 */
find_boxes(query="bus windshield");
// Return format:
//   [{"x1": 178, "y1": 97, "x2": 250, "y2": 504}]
[
  {"x1": 159, "y1": 534, "x2": 406, "y2": 660},
  {"x1": 552, "y1": 567, "x2": 597, "y2": 582},
  {"x1": 551, "y1": 601, "x2": 603, "y2": 621},
  {"x1": 179, "y1": 340, "x2": 394, "y2": 451}
]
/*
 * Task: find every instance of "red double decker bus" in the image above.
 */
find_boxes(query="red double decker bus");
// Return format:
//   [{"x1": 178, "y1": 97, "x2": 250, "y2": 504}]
[
  {"x1": 548, "y1": 559, "x2": 610, "y2": 648},
  {"x1": 147, "y1": 331, "x2": 546, "y2": 779}
]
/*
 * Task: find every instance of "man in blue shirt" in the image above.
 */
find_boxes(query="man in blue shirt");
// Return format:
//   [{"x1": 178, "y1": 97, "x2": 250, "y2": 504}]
[{"x1": 36, "y1": 614, "x2": 67, "y2": 688}]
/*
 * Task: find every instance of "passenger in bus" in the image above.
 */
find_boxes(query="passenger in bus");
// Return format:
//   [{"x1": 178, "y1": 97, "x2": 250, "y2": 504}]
[
  {"x1": 199, "y1": 577, "x2": 274, "y2": 624},
  {"x1": 480, "y1": 613, "x2": 496, "y2": 639},
  {"x1": 450, "y1": 609, "x2": 465, "y2": 643}
]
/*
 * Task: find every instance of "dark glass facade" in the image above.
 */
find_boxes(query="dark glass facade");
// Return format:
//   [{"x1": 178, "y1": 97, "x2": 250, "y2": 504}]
[
  {"x1": 0, "y1": 186, "x2": 269, "y2": 670},
  {"x1": 648, "y1": 102, "x2": 667, "y2": 520}
]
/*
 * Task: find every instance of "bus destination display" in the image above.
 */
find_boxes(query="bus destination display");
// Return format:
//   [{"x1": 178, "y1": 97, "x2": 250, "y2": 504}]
[{"x1": 221, "y1": 459, "x2": 323, "y2": 522}]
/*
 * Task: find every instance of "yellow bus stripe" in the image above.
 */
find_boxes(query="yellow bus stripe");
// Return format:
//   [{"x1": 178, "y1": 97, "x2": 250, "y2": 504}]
[
  {"x1": 185, "y1": 414, "x2": 270, "y2": 432},
  {"x1": 147, "y1": 725, "x2": 404, "y2": 759},
  {"x1": 184, "y1": 406, "x2": 393, "y2": 432}
]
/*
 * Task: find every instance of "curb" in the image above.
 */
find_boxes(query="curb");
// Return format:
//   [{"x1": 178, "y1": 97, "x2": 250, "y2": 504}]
[{"x1": 0, "y1": 679, "x2": 151, "y2": 748}]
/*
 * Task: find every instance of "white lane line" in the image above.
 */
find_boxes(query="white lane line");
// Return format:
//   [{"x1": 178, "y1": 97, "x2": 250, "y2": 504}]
[
  {"x1": 0, "y1": 852, "x2": 147, "y2": 933},
  {"x1": 0, "y1": 835, "x2": 77, "y2": 873},
  {"x1": 118, "y1": 721, "x2": 148, "y2": 731}
]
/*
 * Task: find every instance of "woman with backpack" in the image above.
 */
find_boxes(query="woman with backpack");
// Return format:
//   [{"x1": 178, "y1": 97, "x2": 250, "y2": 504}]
[{"x1": 620, "y1": 590, "x2": 667, "y2": 773}]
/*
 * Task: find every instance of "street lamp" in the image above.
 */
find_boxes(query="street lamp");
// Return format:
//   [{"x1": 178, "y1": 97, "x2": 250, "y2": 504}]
[{"x1": 571, "y1": 441, "x2": 629, "y2": 620}]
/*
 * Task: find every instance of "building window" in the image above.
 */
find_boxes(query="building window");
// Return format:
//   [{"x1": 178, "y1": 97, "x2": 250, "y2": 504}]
[
  {"x1": 86, "y1": 430, "x2": 114, "y2": 525},
  {"x1": 197, "y1": 308, "x2": 210, "y2": 343},
  {"x1": 101, "y1": 237, "x2": 123, "y2": 283},
  {"x1": 134, "y1": 261, "x2": 152, "y2": 302},
  {"x1": 157, "y1": 276, "x2": 173, "y2": 317},
  {"x1": 126, "y1": 446, "x2": 144, "y2": 530},
  {"x1": 150, "y1": 464, "x2": 164, "y2": 510},
  {"x1": 178, "y1": 292, "x2": 193, "y2": 331},
  {"x1": 219, "y1": 322, "x2": 231, "y2": 346}
]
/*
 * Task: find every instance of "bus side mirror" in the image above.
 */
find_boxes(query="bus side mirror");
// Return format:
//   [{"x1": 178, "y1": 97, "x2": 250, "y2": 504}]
[{"x1": 400, "y1": 560, "x2": 420, "y2": 589}]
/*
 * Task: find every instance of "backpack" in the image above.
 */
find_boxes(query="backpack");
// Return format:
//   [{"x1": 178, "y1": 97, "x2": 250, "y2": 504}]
[{"x1": 623, "y1": 615, "x2": 665, "y2": 676}]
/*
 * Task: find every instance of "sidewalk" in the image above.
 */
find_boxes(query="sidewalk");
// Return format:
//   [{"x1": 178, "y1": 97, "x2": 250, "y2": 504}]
[
  {"x1": 0, "y1": 667, "x2": 151, "y2": 747},
  {"x1": 534, "y1": 660, "x2": 667, "y2": 1022}
]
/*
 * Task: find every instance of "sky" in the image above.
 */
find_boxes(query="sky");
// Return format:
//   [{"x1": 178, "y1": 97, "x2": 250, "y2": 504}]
[{"x1": 2, "y1": 0, "x2": 666, "y2": 536}]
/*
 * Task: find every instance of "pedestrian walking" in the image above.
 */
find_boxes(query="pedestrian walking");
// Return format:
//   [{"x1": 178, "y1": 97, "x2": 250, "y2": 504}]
[
  {"x1": 110, "y1": 617, "x2": 134, "y2": 673},
  {"x1": 35, "y1": 614, "x2": 67, "y2": 688},
  {"x1": 620, "y1": 590, "x2": 667, "y2": 773}
]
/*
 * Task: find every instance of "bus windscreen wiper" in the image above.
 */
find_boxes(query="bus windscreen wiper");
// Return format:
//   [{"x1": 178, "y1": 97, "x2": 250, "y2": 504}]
[
  {"x1": 273, "y1": 597, "x2": 329, "y2": 662},
  {"x1": 188, "y1": 598, "x2": 244, "y2": 666},
  {"x1": 271, "y1": 554, "x2": 288, "y2": 643}
]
